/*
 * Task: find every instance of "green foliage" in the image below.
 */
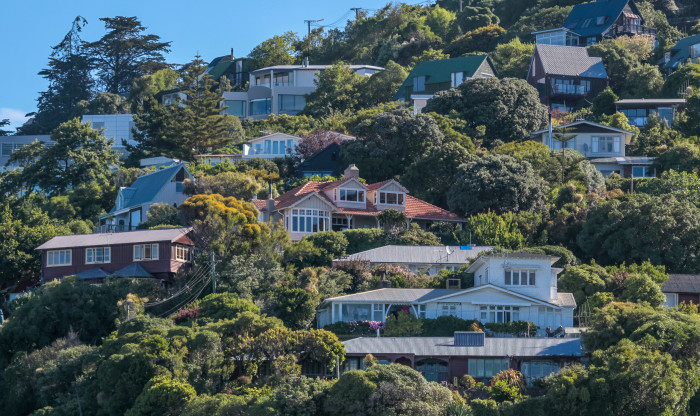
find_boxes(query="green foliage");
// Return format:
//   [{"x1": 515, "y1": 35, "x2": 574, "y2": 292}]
[
  {"x1": 272, "y1": 288, "x2": 320, "y2": 330},
  {"x1": 194, "y1": 292, "x2": 260, "y2": 323},
  {"x1": 445, "y1": 25, "x2": 505, "y2": 56},
  {"x1": 248, "y1": 31, "x2": 298, "y2": 70},
  {"x1": 139, "y1": 203, "x2": 180, "y2": 229},
  {"x1": 284, "y1": 231, "x2": 349, "y2": 269},
  {"x1": 343, "y1": 228, "x2": 385, "y2": 254},
  {"x1": 621, "y1": 63, "x2": 664, "y2": 98},
  {"x1": 463, "y1": 211, "x2": 526, "y2": 249},
  {"x1": 592, "y1": 87, "x2": 619, "y2": 117},
  {"x1": 456, "y1": 7, "x2": 499, "y2": 33},
  {"x1": 558, "y1": 263, "x2": 609, "y2": 306},
  {"x1": 448, "y1": 155, "x2": 548, "y2": 216},
  {"x1": 425, "y1": 77, "x2": 548, "y2": 145},
  {"x1": 662, "y1": 63, "x2": 700, "y2": 97},
  {"x1": 378, "y1": 209, "x2": 407, "y2": 230},
  {"x1": 185, "y1": 171, "x2": 262, "y2": 201},
  {"x1": 484, "y1": 321, "x2": 537, "y2": 337},
  {"x1": 489, "y1": 37, "x2": 534, "y2": 78},
  {"x1": 507, "y1": 6, "x2": 573, "y2": 42},
  {"x1": 302, "y1": 62, "x2": 368, "y2": 118},
  {"x1": 273, "y1": 376, "x2": 332, "y2": 416},
  {"x1": 654, "y1": 141, "x2": 700, "y2": 173},
  {"x1": 588, "y1": 39, "x2": 640, "y2": 93},
  {"x1": 384, "y1": 313, "x2": 423, "y2": 336},
  {"x1": 126, "y1": 374, "x2": 196, "y2": 416}
]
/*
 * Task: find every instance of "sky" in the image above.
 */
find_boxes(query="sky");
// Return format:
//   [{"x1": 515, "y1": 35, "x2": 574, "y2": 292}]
[{"x1": 0, "y1": 0, "x2": 413, "y2": 131}]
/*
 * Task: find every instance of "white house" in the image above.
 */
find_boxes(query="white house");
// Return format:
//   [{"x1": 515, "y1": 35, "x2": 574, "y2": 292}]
[
  {"x1": 81, "y1": 114, "x2": 137, "y2": 155},
  {"x1": 242, "y1": 132, "x2": 302, "y2": 160},
  {"x1": 317, "y1": 252, "x2": 576, "y2": 334}
]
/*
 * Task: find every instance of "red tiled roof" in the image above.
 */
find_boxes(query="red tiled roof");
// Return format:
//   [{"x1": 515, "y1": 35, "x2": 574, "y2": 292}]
[{"x1": 259, "y1": 180, "x2": 463, "y2": 222}]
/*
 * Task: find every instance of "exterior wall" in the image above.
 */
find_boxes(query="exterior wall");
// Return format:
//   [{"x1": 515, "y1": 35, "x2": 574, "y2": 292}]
[
  {"x1": 0, "y1": 135, "x2": 53, "y2": 172},
  {"x1": 41, "y1": 241, "x2": 191, "y2": 282},
  {"x1": 475, "y1": 60, "x2": 496, "y2": 78},
  {"x1": 352, "y1": 215, "x2": 380, "y2": 229},
  {"x1": 328, "y1": 179, "x2": 368, "y2": 210},
  {"x1": 370, "y1": 182, "x2": 407, "y2": 212},
  {"x1": 282, "y1": 196, "x2": 334, "y2": 241},
  {"x1": 243, "y1": 133, "x2": 300, "y2": 159},
  {"x1": 81, "y1": 114, "x2": 136, "y2": 155},
  {"x1": 472, "y1": 258, "x2": 556, "y2": 302},
  {"x1": 536, "y1": 130, "x2": 631, "y2": 158}
]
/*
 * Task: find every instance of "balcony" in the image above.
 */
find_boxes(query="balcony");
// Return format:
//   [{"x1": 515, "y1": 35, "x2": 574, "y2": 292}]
[
  {"x1": 550, "y1": 84, "x2": 588, "y2": 96},
  {"x1": 94, "y1": 224, "x2": 138, "y2": 233},
  {"x1": 610, "y1": 24, "x2": 657, "y2": 37}
]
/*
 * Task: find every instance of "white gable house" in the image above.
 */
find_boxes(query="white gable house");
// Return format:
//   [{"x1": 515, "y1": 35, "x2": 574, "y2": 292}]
[
  {"x1": 242, "y1": 132, "x2": 302, "y2": 159},
  {"x1": 317, "y1": 252, "x2": 576, "y2": 334}
]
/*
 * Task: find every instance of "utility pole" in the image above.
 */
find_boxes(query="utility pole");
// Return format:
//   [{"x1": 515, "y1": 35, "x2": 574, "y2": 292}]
[
  {"x1": 210, "y1": 252, "x2": 216, "y2": 294},
  {"x1": 351, "y1": 7, "x2": 362, "y2": 20},
  {"x1": 304, "y1": 19, "x2": 324, "y2": 35},
  {"x1": 459, "y1": 0, "x2": 463, "y2": 12}
]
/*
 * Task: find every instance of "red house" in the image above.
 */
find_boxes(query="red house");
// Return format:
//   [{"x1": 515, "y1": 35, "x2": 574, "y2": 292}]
[{"x1": 36, "y1": 228, "x2": 194, "y2": 283}]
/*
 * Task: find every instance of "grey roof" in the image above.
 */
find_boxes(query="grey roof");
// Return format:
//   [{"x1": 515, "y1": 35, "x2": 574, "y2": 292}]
[
  {"x1": 107, "y1": 163, "x2": 190, "y2": 214},
  {"x1": 336, "y1": 245, "x2": 493, "y2": 265},
  {"x1": 589, "y1": 156, "x2": 654, "y2": 165},
  {"x1": 36, "y1": 227, "x2": 192, "y2": 250},
  {"x1": 250, "y1": 64, "x2": 384, "y2": 74},
  {"x1": 466, "y1": 252, "x2": 559, "y2": 273},
  {"x1": 115, "y1": 263, "x2": 154, "y2": 278},
  {"x1": 554, "y1": 293, "x2": 576, "y2": 307},
  {"x1": 535, "y1": 45, "x2": 607, "y2": 78},
  {"x1": 343, "y1": 336, "x2": 583, "y2": 358},
  {"x1": 616, "y1": 98, "x2": 686, "y2": 106},
  {"x1": 663, "y1": 34, "x2": 700, "y2": 70},
  {"x1": 662, "y1": 274, "x2": 700, "y2": 294},
  {"x1": 531, "y1": 120, "x2": 636, "y2": 135},
  {"x1": 75, "y1": 267, "x2": 111, "y2": 280}
]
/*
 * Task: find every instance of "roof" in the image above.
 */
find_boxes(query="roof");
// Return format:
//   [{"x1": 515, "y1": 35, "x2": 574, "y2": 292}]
[
  {"x1": 115, "y1": 263, "x2": 154, "y2": 278},
  {"x1": 36, "y1": 227, "x2": 193, "y2": 250},
  {"x1": 589, "y1": 156, "x2": 654, "y2": 164},
  {"x1": 663, "y1": 34, "x2": 700, "y2": 70},
  {"x1": 106, "y1": 163, "x2": 190, "y2": 214},
  {"x1": 343, "y1": 336, "x2": 583, "y2": 358},
  {"x1": 563, "y1": 0, "x2": 636, "y2": 38},
  {"x1": 250, "y1": 64, "x2": 384, "y2": 74},
  {"x1": 299, "y1": 142, "x2": 343, "y2": 175},
  {"x1": 531, "y1": 120, "x2": 636, "y2": 135},
  {"x1": 662, "y1": 274, "x2": 700, "y2": 294},
  {"x1": 534, "y1": 44, "x2": 607, "y2": 78},
  {"x1": 247, "y1": 131, "x2": 303, "y2": 143},
  {"x1": 336, "y1": 245, "x2": 493, "y2": 265},
  {"x1": 615, "y1": 98, "x2": 687, "y2": 106},
  {"x1": 466, "y1": 252, "x2": 560, "y2": 273},
  {"x1": 75, "y1": 268, "x2": 111, "y2": 280},
  {"x1": 394, "y1": 55, "x2": 492, "y2": 100}
]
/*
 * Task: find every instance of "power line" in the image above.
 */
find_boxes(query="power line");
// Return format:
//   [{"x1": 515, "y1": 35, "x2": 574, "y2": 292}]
[
  {"x1": 144, "y1": 263, "x2": 210, "y2": 308},
  {"x1": 304, "y1": 19, "x2": 324, "y2": 35}
]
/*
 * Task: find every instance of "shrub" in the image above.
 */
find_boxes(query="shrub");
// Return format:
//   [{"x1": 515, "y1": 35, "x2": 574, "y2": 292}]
[
  {"x1": 422, "y1": 316, "x2": 482, "y2": 336},
  {"x1": 459, "y1": 374, "x2": 477, "y2": 389},
  {"x1": 384, "y1": 313, "x2": 423, "y2": 336},
  {"x1": 484, "y1": 321, "x2": 537, "y2": 337}
]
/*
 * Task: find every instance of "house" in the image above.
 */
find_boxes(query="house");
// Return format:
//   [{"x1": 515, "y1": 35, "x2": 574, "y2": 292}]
[
  {"x1": 662, "y1": 34, "x2": 700, "y2": 73},
  {"x1": 527, "y1": 44, "x2": 609, "y2": 112},
  {"x1": 252, "y1": 164, "x2": 464, "y2": 241},
  {"x1": 0, "y1": 135, "x2": 53, "y2": 172},
  {"x1": 342, "y1": 333, "x2": 583, "y2": 383},
  {"x1": 82, "y1": 114, "x2": 137, "y2": 156},
  {"x1": 534, "y1": 0, "x2": 655, "y2": 47},
  {"x1": 615, "y1": 98, "x2": 686, "y2": 127},
  {"x1": 98, "y1": 163, "x2": 192, "y2": 232},
  {"x1": 332, "y1": 245, "x2": 493, "y2": 275},
  {"x1": 140, "y1": 156, "x2": 181, "y2": 169},
  {"x1": 35, "y1": 227, "x2": 194, "y2": 283},
  {"x1": 298, "y1": 142, "x2": 344, "y2": 177},
  {"x1": 393, "y1": 55, "x2": 496, "y2": 114},
  {"x1": 242, "y1": 132, "x2": 302, "y2": 160},
  {"x1": 194, "y1": 153, "x2": 242, "y2": 166},
  {"x1": 317, "y1": 252, "x2": 577, "y2": 334},
  {"x1": 530, "y1": 120, "x2": 653, "y2": 178},
  {"x1": 661, "y1": 274, "x2": 700, "y2": 307},
  {"x1": 222, "y1": 62, "x2": 384, "y2": 119}
]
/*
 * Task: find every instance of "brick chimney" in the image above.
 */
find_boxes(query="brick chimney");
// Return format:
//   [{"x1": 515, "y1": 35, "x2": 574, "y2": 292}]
[{"x1": 344, "y1": 164, "x2": 359, "y2": 179}]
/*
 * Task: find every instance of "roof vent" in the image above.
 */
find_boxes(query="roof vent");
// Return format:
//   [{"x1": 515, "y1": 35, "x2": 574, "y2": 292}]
[{"x1": 454, "y1": 331, "x2": 485, "y2": 347}]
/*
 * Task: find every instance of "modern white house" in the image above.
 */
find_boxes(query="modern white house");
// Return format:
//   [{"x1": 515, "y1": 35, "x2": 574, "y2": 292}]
[
  {"x1": 221, "y1": 63, "x2": 384, "y2": 119},
  {"x1": 242, "y1": 132, "x2": 302, "y2": 160},
  {"x1": 81, "y1": 114, "x2": 137, "y2": 155},
  {"x1": 0, "y1": 135, "x2": 53, "y2": 172},
  {"x1": 317, "y1": 252, "x2": 576, "y2": 334}
]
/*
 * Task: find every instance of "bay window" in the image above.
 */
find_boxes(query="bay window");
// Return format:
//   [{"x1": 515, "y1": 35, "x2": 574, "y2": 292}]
[
  {"x1": 86, "y1": 247, "x2": 110, "y2": 264},
  {"x1": 291, "y1": 209, "x2": 329, "y2": 233},
  {"x1": 176, "y1": 245, "x2": 190, "y2": 262},
  {"x1": 379, "y1": 191, "x2": 404, "y2": 205},
  {"x1": 134, "y1": 244, "x2": 159, "y2": 261}
]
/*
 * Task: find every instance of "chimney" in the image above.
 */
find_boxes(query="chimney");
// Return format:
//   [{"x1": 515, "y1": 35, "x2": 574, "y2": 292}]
[
  {"x1": 378, "y1": 271, "x2": 392, "y2": 288},
  {"x1": 231, "y1": 48, "x2": 234, "y2": 60},
  {"x1": 344, "y1": 164, "x2": 360, "y2": 179},
  {"x1": 264, "y1": 181, "x2": 275, "y2": 222}
]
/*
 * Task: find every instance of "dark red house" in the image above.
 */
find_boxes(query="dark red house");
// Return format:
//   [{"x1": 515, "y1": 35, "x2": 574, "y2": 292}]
[{"x1": 36, "y1": 228, "x2": 194, "y2": 283}]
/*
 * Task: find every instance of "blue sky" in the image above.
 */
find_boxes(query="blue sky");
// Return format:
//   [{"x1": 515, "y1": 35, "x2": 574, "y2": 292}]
[{"x1": 0, "y1": 0, "x2": 405, "y2": 131}]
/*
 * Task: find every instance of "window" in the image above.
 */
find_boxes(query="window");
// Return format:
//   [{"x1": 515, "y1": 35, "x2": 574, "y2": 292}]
[
  {"x1": 596, "y1": 16, "x2": 606, "y2": 25},
  {"x1": 692, "y1": 43, "x2": 700, "y2": 60},
  {"x1": 592, "y1": 136, "x2": 620, "y2": 153},
  {"x1": 522, "y1": 361, "x2": 561, "y2": 383},
  {"x1": 134, "y1": 244, "x2": 159, "y2": 261},
  {"x1": 468, "y1": 359, "x2": 509, "y2": 379},
  {"x1": 273, "y1": 72, "x2": 292, "y2": 86},
  {"x1": 586, "y1": 36, "x2": 597, "y2": 46},
  {"x1": 224, "y1": 100, "x2": 246, "y2": 117},
  {"x1": 505, "y1": 269, "x2": 536, "y2": 286},
  {"x1": 480, "y1": 306, "x2": 520, "y2": 323},
  {"x1": 91, "y1": 121, "x2": 105, "y2": 130},
  {"x1": 379, "y1": 192, "x2": 404, "y2": 205},
  {"x1": 332, "y1": 217, "x2": 352, "y2": 231},
  {"x1": 291, "y1": 209, "x2": 329, "y2": 233},
  {"x1": 581, "y1": 18, "x2": 592, "y2": 28},
  {"x1": 551, "y1": 138, "x2": 575, "y2": 150},
  {"x1": 279, "y1": 95, "x2": 306, "y2": 114},
  {"x1": 341, "y1": 304, "x2": 371, "y2": 321},
  {"x1": 373, "y1": 303, "x2": 385, "y2": 320},
  {"x1": 413, "y1": 76, "x2": 426, "y2": 92},
  {"x1": 47, "y1": 250, "x2": 71, "y2": 267},
  {"x1": 440, "y1": 303, "x2": 459, "y2": 316},
  {"x1": 417, "y1": 304, "x2": 426, "y2": 318},
  {"x1": 451, "y1": 72, "x2": 464, "y2": 87},
  {"x1": 176, "y1": 245, "x2": 190, "y2": 262},
  {"x1": 632, "y1": 166, "x2": 655, "y2": 178},
  {"x1": 249, "y1": 98, "x2": 271, "y2": 115},
  {"x1": 1, "y1": 143, "x2": 13, "y2": 156},
  {"x1": 86, "y1": 247, "x2": 110, "y2": 264},
  {"x1": 339, "y1": 189, "x2": 365, "y2": 202},
  {"x1": 255, "y1": 74, "x2": 271, "y2": 86}
]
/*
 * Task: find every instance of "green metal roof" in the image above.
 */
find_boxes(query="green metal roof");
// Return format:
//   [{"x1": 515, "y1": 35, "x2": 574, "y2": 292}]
[
  {"x1": 204, "y1": 56, "x2": 234, "y2": 81},
  {"x1": 394, "y1": 55, "x2": 491, "y2": 100}
]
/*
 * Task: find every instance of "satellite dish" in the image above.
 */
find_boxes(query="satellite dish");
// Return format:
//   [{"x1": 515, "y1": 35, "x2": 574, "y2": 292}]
[{"x1": 446, "y1": 246, "x2": 454, "y2": 255}]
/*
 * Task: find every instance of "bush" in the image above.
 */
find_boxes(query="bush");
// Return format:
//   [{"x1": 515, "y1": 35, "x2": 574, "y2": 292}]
[
  {"x1": 422, "y1": 315, "x2": 482, "y2": 336},
  {"x1": 484, "y1": 321, "x2": 537, "y2": 337},
  {"x1": 384, "y1": 313, "x2": 423, "y2": 336},
  {"x1": 323, "y1": 321, "x2": 378, "y2": 337},
  {"x1": 343, "y1": 228, "x2": 385, "y2": 254},
  {"x1": 459, "y1": 374, "x2": 477, "y2": 389}
]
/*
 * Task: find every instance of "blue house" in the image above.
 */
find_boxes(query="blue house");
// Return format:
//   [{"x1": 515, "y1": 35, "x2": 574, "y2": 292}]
[
  {"x1": 662, "y1": 34, "x2": 700, "y2": 73},
  {"x1": 98, "y1": 163, "x2": 192, "y2": 232}
]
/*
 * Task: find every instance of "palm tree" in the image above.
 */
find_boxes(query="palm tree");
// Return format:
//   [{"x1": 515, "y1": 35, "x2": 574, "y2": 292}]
[{"x1": 551, "y1": 125, "x2": 578, "y2": 184}]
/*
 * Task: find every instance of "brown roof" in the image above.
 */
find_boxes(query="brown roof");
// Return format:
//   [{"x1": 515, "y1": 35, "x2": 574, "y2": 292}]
[{"x1": 405, "y1": 196, "x2": 462, "y2": 221}]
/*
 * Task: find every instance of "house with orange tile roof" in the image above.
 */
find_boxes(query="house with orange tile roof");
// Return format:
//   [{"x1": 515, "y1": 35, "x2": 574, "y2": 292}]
[{"x1": 252, "y1": 164, "x2": 464, "y2": 241}]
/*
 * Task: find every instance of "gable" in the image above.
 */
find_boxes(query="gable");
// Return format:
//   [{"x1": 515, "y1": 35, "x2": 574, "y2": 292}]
[
  {"x1": 285, "y1": 192, "x2": 336, "y2": 211},
  {"x1": 426, "y1": 285, "x2": 558, "y2": 307},
  {"x1": 376, "y1": 181, "x2": 407, "y2": 193},
  {"x1": 334, "y1": 177, "x2": 368, "y2": 190}
]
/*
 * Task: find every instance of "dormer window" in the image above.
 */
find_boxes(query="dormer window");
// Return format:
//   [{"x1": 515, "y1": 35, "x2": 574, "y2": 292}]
[
  {"x1": 413, "y1": 76, "x2": 426, "y2": 92},
  {"x1": 379, "y1": 191, "x2": 404, "y2": 205},
  {"x1": 505, "y1": 269, "x2": 536, "y2": 286},
  {"x1": 339, "y1": 189, "x2": 365, "y2": 202}
]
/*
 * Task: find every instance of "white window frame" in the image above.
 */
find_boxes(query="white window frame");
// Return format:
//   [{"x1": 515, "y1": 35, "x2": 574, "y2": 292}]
[
  {"x1": 379, "y1": 191, "x2": 404, "y2": 205},
  {"x1": 339, "y1": 188, "x2": 365, "y2": 202},
  {"x1": 591, "y1": 136, "x2": 620, "y2": 153},
  {"x1": 481, "y1": 305, "x2": 520, "y2": 323},
  {"x1": 47, "y1": 249, "x2": 72, "y2": 267},
  {"x1": 133, "y1": 244, "x2": 159, "y2": 261},
  {"x1": 86, "y1": 247, "x2": 111, "y2": 264},
  {"x1": 504, "y1": 269, "x2": 536, "y2": 286},
  {"x1": 175, "y1": 245, "x2": 190, "y2": 262},
  {"x1": 439, "y1": 302, "x2": 460, "y2": 317},
  {"x1": 291, "y1": 209, "x2": 329, "y2": 233}
]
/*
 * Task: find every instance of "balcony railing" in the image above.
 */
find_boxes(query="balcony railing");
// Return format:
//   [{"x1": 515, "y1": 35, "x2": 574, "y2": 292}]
[
  {"x1": 94, "y1": 224, "x2": 138, "y2": 233},
  {"x1": 610, "y1": 24, "x2": 657, "y2": 36},
  {"x1": 550, "y1": 84, "x2": 588, "y2": 95}
]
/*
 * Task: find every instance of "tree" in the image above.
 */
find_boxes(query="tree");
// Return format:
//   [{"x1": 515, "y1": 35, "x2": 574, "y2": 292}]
[
  {"x1": 640, "y1": 170, "x2": 700, "y2": 208},
  {"x1": 447, "y1": 155, "x2": 548, "y2": 216},
  {"x1": 464, "y1": 211, "x2": 526, "y2": 249},
  {"x1": 18, "y1": 16, "x2": 93, "y2": 135},
  {"x1": 489, "y1": 37, "x2": 535, "y2": 78},
  {"x1": 248, "y1": 31, "x2": 298, "y2": 70},
  {"x1": 577, "y1": 194, "x2": 700, "y2": 272},
  {"x1": 507, "y1": 6, "x2": 574, "y2": 42},
  {"x1": 444, "y1": 25, "x2": 505, "y2": 56},
  {"x1": 295, "y1": 130, "x2": 348, "y2": 160},
  {"x1": 679, "y1": 87, "x2": 700, "y2": 137},
  {"x1": 654, "y1": 141, "x2": 700, "y2": 173},
  {"x1": 558, "y1": 263, "x2": 610, "y2": 306},
  {"x1": 360, "y1": 60, "x2": 408, "y2": 106},
  {"x1": 401, "y1": 142, "x2": 474, "y2": 207},
  {"x1": 184, "y1": 171, "x2": 262, "y2": 200},
  {"x1": 425, "y1": 5, "x2": 458, "y2": 43},
  {"x1": 129, "y1": 68, "x2": 179, "y2": 109},
  {"x1": 424, "y1": 77, "x2": 548, "y2": 145},
  {"x1": 588, "y1": 40, "x2": 641, "y2": 93},
  {"x1": 71, "y1": 92, "x2": 130, "y2": 117},
  {"x1": 272, "y1": 288, "x2": 319, "y2": 329},
  {"x1": 341, "y1": 110, "x2": 444, "y2": 182},
  {"x1": 302, "y1": 62, "x2": 366, "y2": 118},
  {"x1": 592, "y1": 87, "x2": 619, "y2": 117},
  {"x1": 0, "y1": 119, "x2": 12, "y2": 136},
  {"x1": 456, "y1": 7, "x2": 499, "y2": 33},
  {"x1": 378, "y1": 209, "x2": 408, "y2": 231},
  {"x1": 126, "y1": 374, "x2": 196, "y2": 416},
  {"x1": 621, "y1": 63, "x2": 664, "y2": 98},
  {"x1": 661, "y1": 63, "x2": 700, "y2": 98},
  {"x1": 85, "y1": 16, "x2": 171, "y2": 94},
  {"x1": 139, "y1": 203, "x2": 180, "y2": 229}
]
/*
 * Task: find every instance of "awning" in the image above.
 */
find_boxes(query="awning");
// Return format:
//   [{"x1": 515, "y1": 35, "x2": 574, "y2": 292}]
[
  {"x1": 114, "y1": 263, "x2": 154, "y2": 278},
  {"x1": 623, "y1": 12, "x2": 640, "y2": 19}
]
